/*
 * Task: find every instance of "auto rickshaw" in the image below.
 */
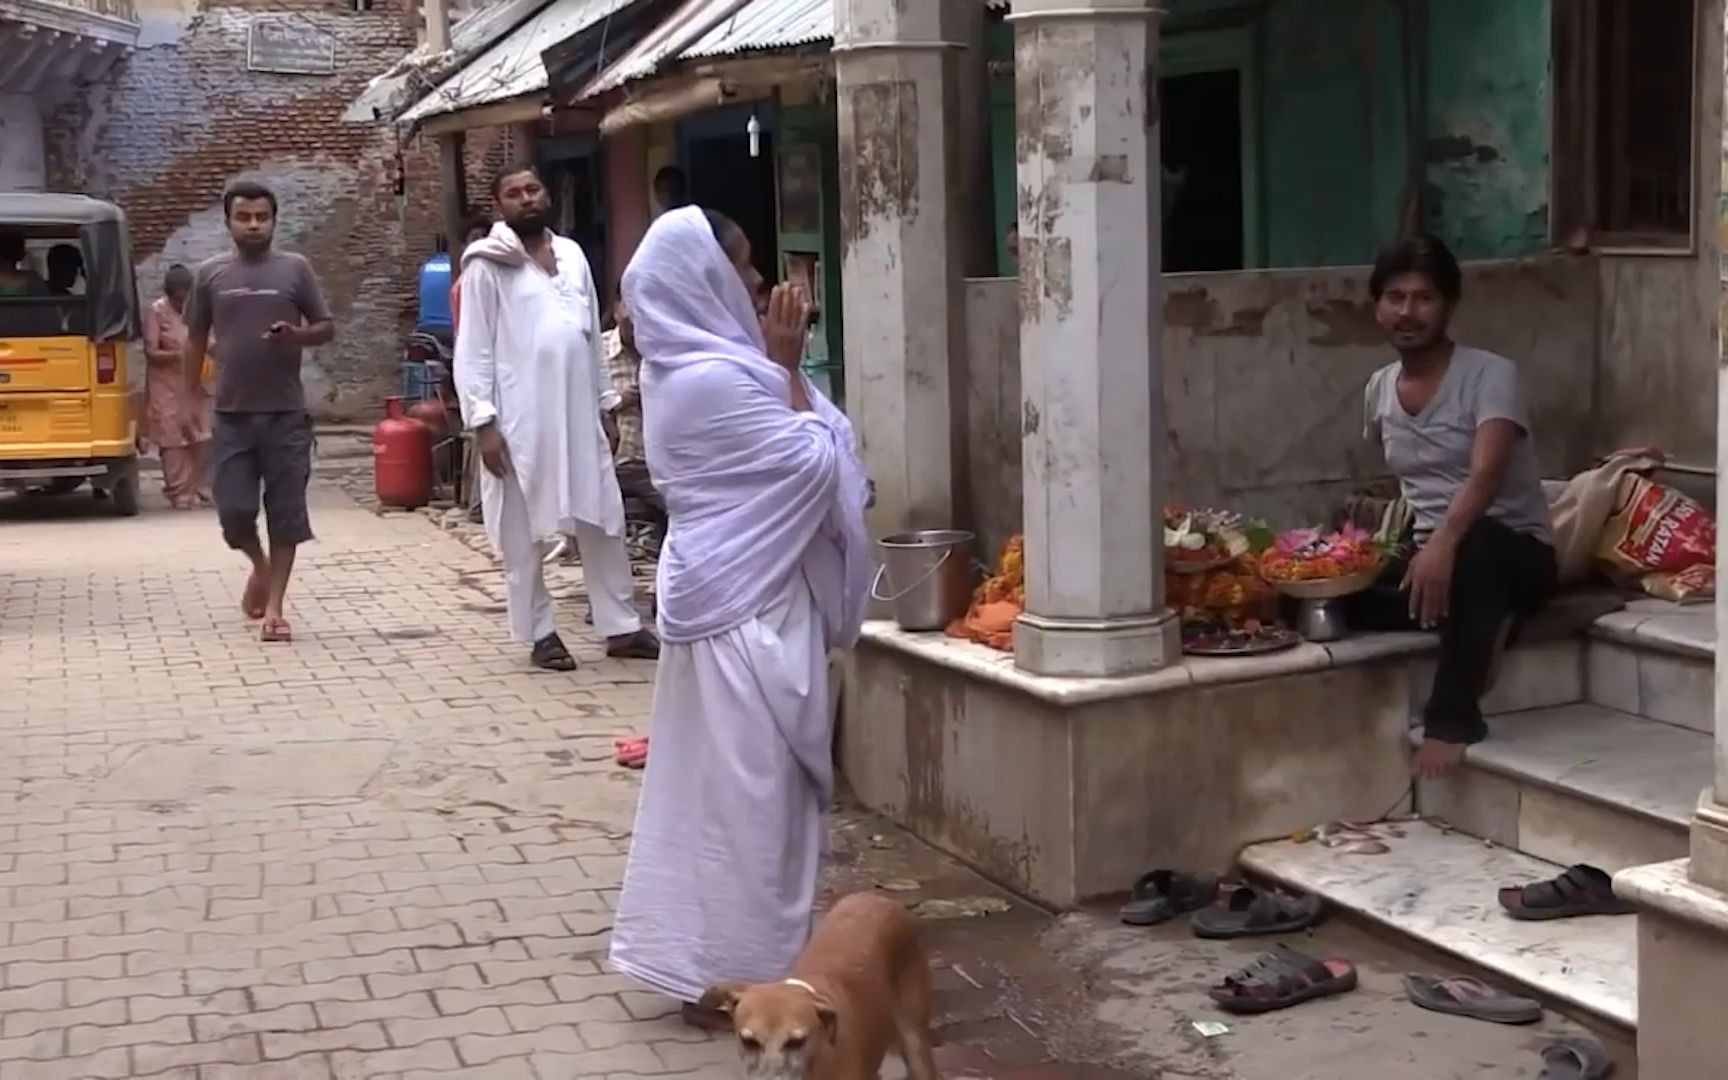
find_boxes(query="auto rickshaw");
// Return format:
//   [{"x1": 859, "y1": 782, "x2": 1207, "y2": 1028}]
[{"x1": 0, "y1": 193, "x2": 145, "y2": 515}]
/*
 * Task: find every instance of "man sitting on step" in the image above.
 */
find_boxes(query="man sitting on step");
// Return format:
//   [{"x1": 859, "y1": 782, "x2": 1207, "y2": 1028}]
[{"x1": 1346, "y1": 236, "x2": 1558, "y2": 781}]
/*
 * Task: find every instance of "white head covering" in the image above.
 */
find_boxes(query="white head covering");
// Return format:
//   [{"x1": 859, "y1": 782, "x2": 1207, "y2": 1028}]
[{"x1": 623, "y1": 207, "x2": 870, "y2": 645}]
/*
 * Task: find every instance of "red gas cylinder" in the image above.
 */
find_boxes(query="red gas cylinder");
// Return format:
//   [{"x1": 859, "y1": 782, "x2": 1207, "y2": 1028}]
[
  {"x1": 406, "y1": 398, "x2": 448, "y2": 439},
  {"x1": 373, "y1": 396, "x2": 433, "y2": 509}
]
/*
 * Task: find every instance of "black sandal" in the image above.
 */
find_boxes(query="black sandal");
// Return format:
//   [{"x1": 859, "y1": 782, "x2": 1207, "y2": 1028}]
[
  {"x1": 1191, "y1": 886, "x2": 1324, "y2": 939},
  {"x1": 1120, "y1": 870, "x2": 1219, "y2": 926},
  {"x1": 1539, "y1": 1036, "x2": 1614, "y2": 1079},
  {"x1": 1209, "y1": 944, "x2": 1358, "y2": 1015},
  {"x1": 1498, "y1": 865, "x2": 1635, "y2": 921},
  {"x1": 606, "y1": 629, "x2": 661, "y2": 660},
  {"x1": 531, "y1": 633, "x2": 578, "y2": 672}
]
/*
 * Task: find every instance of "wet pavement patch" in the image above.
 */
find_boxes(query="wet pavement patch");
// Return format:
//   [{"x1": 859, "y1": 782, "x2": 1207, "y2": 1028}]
[{"x1": 99, "y1": 741, "x2": 393, "y2": 801}]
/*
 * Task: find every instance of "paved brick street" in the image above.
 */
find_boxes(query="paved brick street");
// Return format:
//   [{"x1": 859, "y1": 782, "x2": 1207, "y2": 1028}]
[
  {"x1": 1, "y1": 461, "x2": 1614, "y2": 1080},
  {"x1": 0, "y1": 479, "x2": 732, "y2": 1079}
]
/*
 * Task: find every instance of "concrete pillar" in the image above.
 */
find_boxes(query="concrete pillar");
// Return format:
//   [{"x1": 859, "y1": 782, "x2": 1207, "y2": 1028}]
[
  {"x1": 1614, "y1": 6, "x2": 1728, "y2": 1076},
  {"x1": 605, "y1": 125, "x2": 651, "y2": 302},
  {"x1": 834, "y1": 0, "x2": 969, "y2": 538},
  {"x1": 1010, "y1": 0, "x2": 1178, "y2": 677}
]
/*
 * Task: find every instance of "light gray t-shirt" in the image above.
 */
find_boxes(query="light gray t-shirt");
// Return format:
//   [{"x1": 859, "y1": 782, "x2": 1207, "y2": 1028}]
[
  {"x1": 188, "y1": 250, "x2": 330, "y2": 414},
  {"x1": 1363, "y1": 346, "x2": 1553, "y2": 544}
]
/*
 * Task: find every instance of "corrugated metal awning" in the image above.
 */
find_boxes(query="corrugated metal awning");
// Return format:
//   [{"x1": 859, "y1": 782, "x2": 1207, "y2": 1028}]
[
  {"x1": 680, "y1": 0, "x2": 830, "y2": 60},
  {"x1": 342, "y1": 0, "x2": 554, "y2": 123},
  {"x1": 399, "y1": 0, "x2": 637, "y2": 125},
  {"x1": 576, "y1": 0, "x2": 749, "y2": 99}
]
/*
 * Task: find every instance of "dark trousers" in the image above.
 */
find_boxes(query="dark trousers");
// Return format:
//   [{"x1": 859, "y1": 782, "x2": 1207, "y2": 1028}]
[
  {"x1": 211, "y1": 410, "x2": 315, "y2": 550},
  {"x1": 616, "y1": 459, "x2": 667, "y2": 535},
  {"x1": 1345, "y1": 518, "x2": 1557, "y2": 744}
]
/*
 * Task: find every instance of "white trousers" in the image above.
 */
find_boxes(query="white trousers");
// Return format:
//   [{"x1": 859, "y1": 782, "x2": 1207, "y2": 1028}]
[{"x1": 490, "y1": 474, "x2": 641, "y2": 644}]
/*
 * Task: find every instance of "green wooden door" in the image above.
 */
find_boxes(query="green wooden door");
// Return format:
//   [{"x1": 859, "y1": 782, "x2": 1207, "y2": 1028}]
[{"x1": 777, "y1": 101, "x2": 845, "y2": 407}]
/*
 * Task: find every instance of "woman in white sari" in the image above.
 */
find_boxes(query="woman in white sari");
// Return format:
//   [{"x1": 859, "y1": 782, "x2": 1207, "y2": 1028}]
[{"x1": 607, "y1": 207, "x2": 871, "y2": 1027}]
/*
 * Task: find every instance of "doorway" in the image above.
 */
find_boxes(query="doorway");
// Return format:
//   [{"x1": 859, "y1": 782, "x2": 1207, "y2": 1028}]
[
  {"x1": 1162, "y1": 68, "x2": 1246, "y2": 272},
  {"x1": 539, "y1": 136, "x2": 607, "y2": 292},
  {"x1": 681, "y1": 106, "x2": 780, "y2": 289}
]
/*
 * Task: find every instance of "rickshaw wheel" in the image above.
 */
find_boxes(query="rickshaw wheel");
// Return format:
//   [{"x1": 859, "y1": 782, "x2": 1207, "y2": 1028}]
[{"x1": 109, "y1": 471, "x2": 139, "y2": 517}]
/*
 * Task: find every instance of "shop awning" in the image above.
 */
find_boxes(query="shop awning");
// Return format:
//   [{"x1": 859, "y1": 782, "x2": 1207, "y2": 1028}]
[
  {"x1": 574, "y1": 0, "x2": 750, "y2": 100},
  {"x1": 594, "y1": 53, "x2": 824, "y2": 134},
  {"x1": 397, "y1": 0, "x2": 639, "y2": 129},
  {"x1": 681, "y1": 0, "x2": 830, "y2": 60},
  {"x1": 342, "y1": 0, "x2": 553, "y2": 123}
]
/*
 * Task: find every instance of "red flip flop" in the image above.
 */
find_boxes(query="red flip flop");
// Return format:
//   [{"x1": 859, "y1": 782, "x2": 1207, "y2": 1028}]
[
  {"x1": 260, "y1": 616, "x2": 293, "y2": 643},
  {"x1": 614, "y1": 736, "x2": 648, "y2": 769}
]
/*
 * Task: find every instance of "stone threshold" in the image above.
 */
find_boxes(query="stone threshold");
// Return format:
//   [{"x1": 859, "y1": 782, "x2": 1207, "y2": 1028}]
[
  {"x1": 864, "y1": 588, "x2": 1711, "y2": 708},
  {"x1": 1616, "y1": 858, "x2": 1728, "y2": 933},
  {"x1": 1590, "y1": 598, "x2": 1713, "y2": 662},
  {"x1": 1242, "y1": 821, "x2": 1637, "y2": 1029},
  {"x1": 860, "y1": 620, "x2": 1437, "y2": 707}
]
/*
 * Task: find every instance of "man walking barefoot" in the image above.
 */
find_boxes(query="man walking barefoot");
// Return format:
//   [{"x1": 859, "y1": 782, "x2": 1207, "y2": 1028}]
[
  {"x1": 183, "y1": 181, "x2": 334, "y2": 643},
  {"x1": 454, "y1": 163, "x2": 659, "y2": 670}
]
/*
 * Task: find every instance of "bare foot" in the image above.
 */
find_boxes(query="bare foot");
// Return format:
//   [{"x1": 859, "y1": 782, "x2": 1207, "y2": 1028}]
[
  {"x1": 241, "y1": 568, "x2": 269, "y2": 620},
  {"x1": 1410, "y1": 738, "x2": 1468, "y2": 781},
  {"x1": 680, "y1": 1002, "x2": 732, "y2": 1033}
]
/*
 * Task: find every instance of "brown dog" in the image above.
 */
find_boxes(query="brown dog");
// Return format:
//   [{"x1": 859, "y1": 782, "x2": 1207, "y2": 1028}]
[{"x1": 699, "y1": 891, "x2": 939, "y2": 1080}]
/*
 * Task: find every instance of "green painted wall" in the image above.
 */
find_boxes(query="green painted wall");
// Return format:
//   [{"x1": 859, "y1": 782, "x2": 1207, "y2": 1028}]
[
  {"x1": 1260, "y1": 0, "x2": 1409, "y2": 266},
  {"x1": 1421, "y1": 0, "x2": 1552, "y2": 258},
  {"x1": 984, "y1": 0, "x2": 1555, "y2": 272}
]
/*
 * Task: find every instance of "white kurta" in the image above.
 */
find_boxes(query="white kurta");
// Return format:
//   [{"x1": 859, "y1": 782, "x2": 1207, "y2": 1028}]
[{"x1": 454, "y1": 223, "x2": 625, "y2": 548}]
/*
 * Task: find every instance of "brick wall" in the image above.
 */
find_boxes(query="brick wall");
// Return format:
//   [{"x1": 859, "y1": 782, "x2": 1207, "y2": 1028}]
[{"x1": 44, "y1": 0, "x2": 449, "y2": 421}]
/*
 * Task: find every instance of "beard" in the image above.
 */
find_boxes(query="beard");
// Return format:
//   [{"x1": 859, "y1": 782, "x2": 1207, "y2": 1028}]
[{"x1": 505, "y1": 207, "x2": 551, "y2": 237}]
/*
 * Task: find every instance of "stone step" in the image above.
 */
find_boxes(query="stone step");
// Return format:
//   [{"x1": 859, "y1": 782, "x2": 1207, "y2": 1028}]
[
  {"x1": 1240, "y1": 821, "x2": 1637, "y2": 1029},
  {"x1": 1418, "y1": 703, "x2": 1704, "y2": 873},
  {"x1": 1585, "y1": 603, "x2": 1712, "y2": 735}
]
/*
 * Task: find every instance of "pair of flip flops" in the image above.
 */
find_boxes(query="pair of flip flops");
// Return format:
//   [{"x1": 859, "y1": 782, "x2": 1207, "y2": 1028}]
[
  {"x1": 1120, "y1": 873, "x2": 1325, "y2": 939},
  {"x1": 1404, "y1": 974, "x2": 1542, "y2": 1024},
  {"x1": 1209, "y1": 943, "x2": 1358, "y2": 1014},
  {"x1": 1407, "y1": 977, "x2": 1612, "y2": 1076},
  {"x1": 1500, "y1": 865, "x2": 1636, "y2": 921}
]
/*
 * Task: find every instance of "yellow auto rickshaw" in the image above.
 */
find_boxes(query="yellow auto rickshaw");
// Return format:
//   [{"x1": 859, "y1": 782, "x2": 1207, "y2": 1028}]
[{"x1": 0, "y1": 193, "x2": 144, "y2": 515}]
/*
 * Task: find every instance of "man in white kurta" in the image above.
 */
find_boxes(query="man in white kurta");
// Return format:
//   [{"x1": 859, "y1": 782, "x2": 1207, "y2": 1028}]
[
  {"x1": 454, "y1": 166, "x2": 659, "y2": 670},
  {"x1": 607, "y1": 207, "x2": 871, "y2": 1026}
]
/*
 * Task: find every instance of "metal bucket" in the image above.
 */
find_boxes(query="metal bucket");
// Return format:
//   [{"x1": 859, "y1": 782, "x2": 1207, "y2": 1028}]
[{"x1": 873, "y1": 529, "x2": 976, "y2": 632}]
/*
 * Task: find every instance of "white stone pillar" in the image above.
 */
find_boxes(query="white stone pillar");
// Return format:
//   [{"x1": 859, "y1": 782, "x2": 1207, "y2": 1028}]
[
  {"x1": 1010, "y1": 0, "x2": 1178, "y2": 677},
  {"x1": 1693, "y1": 343, "x2": 1728, "y2": 888},
  {"x1": 833, "y1": 0, "x2": 969, "y2": 536}
]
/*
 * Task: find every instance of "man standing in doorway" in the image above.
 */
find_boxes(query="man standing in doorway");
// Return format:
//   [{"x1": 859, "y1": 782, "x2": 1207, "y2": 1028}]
[
  {"x1": 183, "y1": 181, "x2": 334, "y2": 643},
  {"x1": 455, "y1": 162, "x2": 660, "y2": 671},
  {"x1": 652, "y1": 166, "x2": 688, "y2": 217}
]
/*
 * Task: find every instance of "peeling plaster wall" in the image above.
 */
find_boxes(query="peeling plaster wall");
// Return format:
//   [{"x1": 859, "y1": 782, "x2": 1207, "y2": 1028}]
[
  {"x1": 1421, "y1": 0, "x2": 1551, "y2": 258},
  {"x1": 41, "y1": 0, "x2": 451, "y2": 420},
  {"x1": 0, "y1": 94, "x2": 47, "y2": 192},
  {"x1": 1259, "y1": 0, "x2": 1406, "y2": 267},
  {"x1": 1252, "y1": 0, "x2": 1552, "y2": 267},
  {"x1": 964, "y1": 258, "x2": 1604, "y2": 541}
]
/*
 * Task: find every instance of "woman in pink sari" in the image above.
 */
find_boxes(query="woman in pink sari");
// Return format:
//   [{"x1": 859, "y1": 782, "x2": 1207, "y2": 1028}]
[{"x1": 142, "y1": 264, "x2": 211, "y2": 509}]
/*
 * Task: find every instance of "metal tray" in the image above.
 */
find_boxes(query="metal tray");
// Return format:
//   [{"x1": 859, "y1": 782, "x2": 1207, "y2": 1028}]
[{"x1": 1182, "y1": 628, "x2": 1302, "y2": 656}]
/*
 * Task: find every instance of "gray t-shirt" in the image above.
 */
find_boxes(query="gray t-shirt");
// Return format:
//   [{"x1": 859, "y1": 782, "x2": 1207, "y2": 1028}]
[
  {"x1": 1364, "y1": 346, "x2": 1553, "y2": 544},
  {"x1": 188, "y1": 250, "x2": 331, "y2": 413}
]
